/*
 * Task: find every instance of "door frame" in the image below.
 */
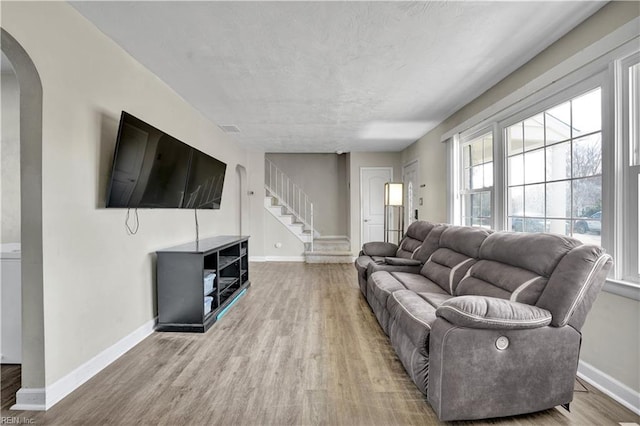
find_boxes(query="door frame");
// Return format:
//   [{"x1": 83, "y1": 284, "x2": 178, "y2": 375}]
[
  {"x1": 402, "y1": 159, "x2": 420, "y2": 226},
  {"x1": 360, "y1": 166, "x2": 393, "y2": 246}
]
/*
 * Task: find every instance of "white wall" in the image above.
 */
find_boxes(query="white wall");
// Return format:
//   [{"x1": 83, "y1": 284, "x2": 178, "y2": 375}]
[
  {"x1": 1, "y1": 67, "x2": 20, "y2": 244},
  {"x1": 401, "y1": 136, "x2": 447, "y2": 223},
  {"x1": 263, "y1": 210, "x2": 306, "y2": 259},
  {"x1": 400, "y1": 1, "x2": 640, "y2": 397},
  {"x1": 266, "y1": 153, "x2": 349, "y2": 237},
  {"x1": 2, "y1": 1, "x2": 249, "y2": 387},
  {"x1": 581, "y1": 292, "x2": 640, "y2": 392}
]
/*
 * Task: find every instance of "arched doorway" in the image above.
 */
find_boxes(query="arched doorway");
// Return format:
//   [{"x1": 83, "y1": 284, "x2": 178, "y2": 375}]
[
  {"x1": 1, "y1": 29, "x2": 46, "y2": 410},
  {"x1": 236, "y1": 164, "x2": 249, "y2": 235}
]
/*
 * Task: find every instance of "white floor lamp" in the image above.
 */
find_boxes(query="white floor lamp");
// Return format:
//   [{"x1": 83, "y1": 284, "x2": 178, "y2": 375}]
[{"x1": 384, "y1": 182, "x2": 404, "y2": 244}]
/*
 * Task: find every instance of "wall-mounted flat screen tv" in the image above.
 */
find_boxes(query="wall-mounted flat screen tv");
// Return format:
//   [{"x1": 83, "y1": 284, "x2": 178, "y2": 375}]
[{"x1": 106, "y1": 112, "x2": 227, "y2": 209}]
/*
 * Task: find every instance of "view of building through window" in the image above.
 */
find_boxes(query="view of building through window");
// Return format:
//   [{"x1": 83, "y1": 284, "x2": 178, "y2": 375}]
[{"x1": 506, "y1": 88, "x2": 602, "y2": 245}]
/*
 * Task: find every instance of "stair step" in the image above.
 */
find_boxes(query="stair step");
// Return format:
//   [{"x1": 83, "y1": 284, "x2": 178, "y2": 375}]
[
  {"x1": 304, "y1": 250, "x2": 353, "y2": 264},
  {"x1": 312, "y1": 237, "x2": 350, "y2": 251}
]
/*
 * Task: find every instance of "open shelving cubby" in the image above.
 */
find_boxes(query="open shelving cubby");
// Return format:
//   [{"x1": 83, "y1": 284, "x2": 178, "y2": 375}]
[{"x1": 156, "y1": 235, "x2": 250, "y2": 332}]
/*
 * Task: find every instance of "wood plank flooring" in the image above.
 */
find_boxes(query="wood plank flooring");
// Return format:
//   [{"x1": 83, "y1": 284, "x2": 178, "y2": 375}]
[{"x1": 1, "y1": 262, "x2": 638, "y2": 425}]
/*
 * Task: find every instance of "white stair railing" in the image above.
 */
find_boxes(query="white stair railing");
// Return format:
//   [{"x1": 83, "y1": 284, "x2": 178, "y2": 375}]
[{"x1": 265, "y1": 158, "x2": 314, "y2": 251}]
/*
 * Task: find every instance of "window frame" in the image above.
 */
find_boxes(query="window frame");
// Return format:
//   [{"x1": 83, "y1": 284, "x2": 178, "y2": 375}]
[
  {"x1": 447, "y1": 35, "x2": 640, "y2": 298},
  {"x1": 615, "y1": 52, "x2": 640, "y2": 283},
  {"x1": 454, "y1": 126, "x2": 496, "y2": 228},
  {"x1": 457, "y1": 126, "x2": 496, "y2": 229},
  {"x1": 498, "y1": 75, "x2": 607, "y2": 241}
]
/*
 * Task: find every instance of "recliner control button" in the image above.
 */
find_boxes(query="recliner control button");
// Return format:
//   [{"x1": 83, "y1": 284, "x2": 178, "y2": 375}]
[{"x1": 496, "y1": 336, "x2": 509, "y2": 350}]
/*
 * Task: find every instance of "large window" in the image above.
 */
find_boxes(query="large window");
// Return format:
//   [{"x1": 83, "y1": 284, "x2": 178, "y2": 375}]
[
  {"x1": 459, "y1": 131, "x2": 493, "y2": 228},
  {"x1": 449, "y1": 40, "x2": 640, "y2": 291},
  {"x1": 506, "y1": 88, "x2": 602, "y2": 246}
]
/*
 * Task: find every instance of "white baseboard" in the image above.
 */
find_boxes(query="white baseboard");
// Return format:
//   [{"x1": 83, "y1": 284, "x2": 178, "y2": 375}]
[
  {"x1": 12, "y1": 388, "x2": 46, "y2": 411},
  {"x1": 264, "y1": 256, "x2": 305, "y2": 262},
  {"x1": 249, "y1": 256, "x2": 307, "y2": 262},
  {"x1": 577, "y1": 360, "x2": 640, "y2": 415},
  {"x1": 12, "y1": 317, "x2": 157, "y2": 411}
]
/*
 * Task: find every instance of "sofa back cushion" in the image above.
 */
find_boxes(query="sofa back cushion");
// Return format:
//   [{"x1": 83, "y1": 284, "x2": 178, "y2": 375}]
[
  {"x1": 396, "y1": 221, "x2": 436, "y2": 259},
  {"x1": 420, "y1": 226, "x2": 491, "y2": 294},
  {"x1": 412, "y1": 224, "x2": 448, "y2": 263},
  {"x1": 455, "y1": 232, "x2": 582, "y2": 305}
]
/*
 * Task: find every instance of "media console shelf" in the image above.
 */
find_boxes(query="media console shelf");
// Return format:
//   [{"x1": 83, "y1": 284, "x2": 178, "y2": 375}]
[{"x1": 156, "y1": 235, "x2": 250, "y2": 332}]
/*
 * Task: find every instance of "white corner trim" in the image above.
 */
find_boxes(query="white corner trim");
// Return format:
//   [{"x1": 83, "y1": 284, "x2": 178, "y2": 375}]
[
  {"x1": 577, "y1": 359, "x2": 640, "y2": 415},
  {"x1": 603, "y1": 278, "x2": 640, "y2": 301},
  {"x1": 264, "y1": 256, "x2": 305, "y2": 262},
  {"x1": 249, "y1": 256, "x2": 267, "y2": 262},
  {"x1": 12, "y1": 388, "x2": 46, "y2": 411},
  {"x1": 22, "y1": 317, "x2": 157, "y2": 411}
]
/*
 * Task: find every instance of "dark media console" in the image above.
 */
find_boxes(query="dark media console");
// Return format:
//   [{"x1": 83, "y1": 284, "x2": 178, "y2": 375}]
[{"x1": 156, "y1": 236, "x2": 250, "y2": 332}]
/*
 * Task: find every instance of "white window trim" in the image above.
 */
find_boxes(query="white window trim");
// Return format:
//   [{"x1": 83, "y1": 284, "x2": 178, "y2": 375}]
[
  {"x1": 615, "y1": 52, "x2": 640, "y2": 283},
  {"x1": 456, "y1": 127, "x2": 496, "y2": 229}
]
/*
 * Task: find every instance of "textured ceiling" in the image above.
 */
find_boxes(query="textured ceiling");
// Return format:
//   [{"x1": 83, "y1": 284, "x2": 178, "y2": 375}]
[{"x1": 70, "y1": 1, "x2": 605, "y2": 153}]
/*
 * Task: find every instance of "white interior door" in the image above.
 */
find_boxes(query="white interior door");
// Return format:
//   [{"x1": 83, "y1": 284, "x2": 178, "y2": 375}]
[
  {"x1": 361, "y1": 167, "x2": 392, "y2": 244},
  {"x1": 403, "y1": 160, "x2": 419, "y2": 226}
]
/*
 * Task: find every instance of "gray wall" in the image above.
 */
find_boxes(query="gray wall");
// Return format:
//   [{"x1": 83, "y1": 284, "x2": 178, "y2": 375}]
[
  {"x1": 266, "y1": 153, "x2": 349, "y2": 237},
  {"x1": 1, "y1": 67, "x2": 20, "y2": 244}
]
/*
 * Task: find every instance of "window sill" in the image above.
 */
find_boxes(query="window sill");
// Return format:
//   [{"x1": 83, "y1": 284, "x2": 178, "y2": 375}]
[{"x1": 603, "y1": 278, "x2": 640, "y2": 301}]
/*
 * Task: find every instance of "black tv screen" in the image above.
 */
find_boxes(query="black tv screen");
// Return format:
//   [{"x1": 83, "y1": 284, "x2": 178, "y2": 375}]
[
  {"x1": 182, "y1": 148, "x2": 227, "y2": 209},
  {"x1": 106, "y1": 112, "x2": 227, "y2": 209}
]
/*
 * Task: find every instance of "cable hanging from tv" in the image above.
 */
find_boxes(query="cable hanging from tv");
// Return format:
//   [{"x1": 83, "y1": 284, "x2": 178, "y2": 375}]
[
  {"x1": 125, "y1": 208, "x2": 140, "y2": 235},
  {"x1": 194, "y1": 208, "x2": 199, "y2": 248}
]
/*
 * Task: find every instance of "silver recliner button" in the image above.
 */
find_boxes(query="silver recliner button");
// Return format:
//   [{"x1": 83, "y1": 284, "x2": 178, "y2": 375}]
[{"x1": 496, "y1": 336, "x2": 509, "y2": 350}]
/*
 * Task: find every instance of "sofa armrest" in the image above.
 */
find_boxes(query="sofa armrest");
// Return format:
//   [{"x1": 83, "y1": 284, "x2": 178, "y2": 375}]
[
  {"x1": 428, "y1": 319, "x2": 581, "y2": 421},
  {"x1": 362, "y1": 241, "x2": 398, "y2": 257},
  {"x1": 385, "y1": 257, "x2": 421, "y2": 266},
  {"x1": 436, "y1": 296, "x2": 552, "y2": 330}
]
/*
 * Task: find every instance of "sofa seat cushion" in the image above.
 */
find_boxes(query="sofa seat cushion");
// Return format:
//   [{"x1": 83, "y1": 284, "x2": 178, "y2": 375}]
[
  {"x1": 389, "y1": 272, "x2": 448, "y2": 294},
  {"x1": 368, "y1": 271, "x2": 410, "y2": 304},
  {"x1": 387, "y1": 290, "x2": 442, "y2": 355},
  {"x1": 436, "y1": 296, "x2": 552, "y2": 329},
  {"x1": 368, "y1": 271, "x2": 448, "y2": 334},
  {"x1": 416, "y1": 291, "x2": 454, "y2": 308}
]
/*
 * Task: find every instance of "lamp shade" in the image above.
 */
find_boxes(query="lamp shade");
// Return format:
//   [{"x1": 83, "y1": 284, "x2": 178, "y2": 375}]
[{"x1": 384, "y1": 182, "x2": 404, "y2": 206}]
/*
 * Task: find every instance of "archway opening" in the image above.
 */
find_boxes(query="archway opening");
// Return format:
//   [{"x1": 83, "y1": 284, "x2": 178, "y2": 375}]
[{"x1": 1, "y1": 28, "x2": 46, "y2": 411}]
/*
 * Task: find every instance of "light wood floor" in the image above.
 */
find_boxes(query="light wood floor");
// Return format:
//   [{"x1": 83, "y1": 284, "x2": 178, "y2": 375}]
[{"x1": 2, "y1": 262, "x2": 639, "y2": 425}]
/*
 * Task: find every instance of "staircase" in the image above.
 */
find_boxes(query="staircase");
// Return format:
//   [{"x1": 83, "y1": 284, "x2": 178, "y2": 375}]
[
  {"x1": 264, "y1": 158, "x2": 354, "y2": 263},
  {"x1": 263, "y1": 195, "x2": 314, "y2": 244}
]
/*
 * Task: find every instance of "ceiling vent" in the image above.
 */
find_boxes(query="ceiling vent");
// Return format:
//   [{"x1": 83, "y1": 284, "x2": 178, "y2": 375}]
[{"x1": 219, "y1": 125, "x2": 241, "y2": 133}]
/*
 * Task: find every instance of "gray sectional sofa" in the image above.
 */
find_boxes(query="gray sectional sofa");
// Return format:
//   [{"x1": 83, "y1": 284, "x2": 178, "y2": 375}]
[{"x1": 354, "y1": 221, "x2": 613, "y2": 421}]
